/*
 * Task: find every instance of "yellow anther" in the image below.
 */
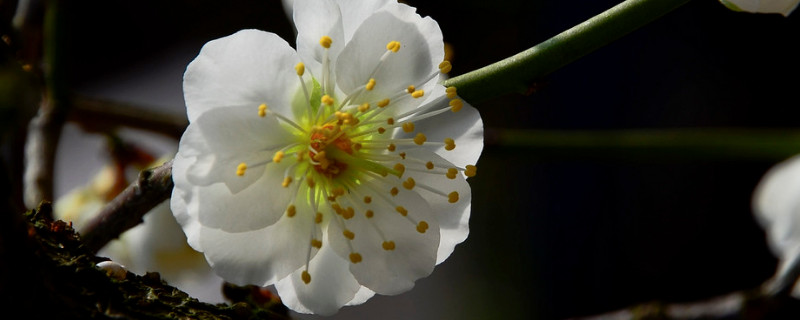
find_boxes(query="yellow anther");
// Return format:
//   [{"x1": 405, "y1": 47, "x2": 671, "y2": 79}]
[
  {"x1": 402, "y1": 177, "x2": 415, "y2": 190},
  {"x1": 343, "y1": 229, "x2": 355, "y2": 240},
  {"x1": 399, "y1": 152, "x2": 406, "y2": 159},
  {"x1": 387, "y1": 144, "x2": 396, "y2": 152},
  {"x1": 258, "y1": 103, "x2": 268, "y2": 117},
  {"x1": 417, "y1": 221, "x2": 429, "y2": 233},
  {"x1": 295, "y1": 62, "x2": 305, "y2": 76},
  {"x1": 382, "y1": 241, "x2": 396, "y2": 251},
  {"x1": 439, "y1": 60, "x2": 452, "y2": 74},
  {"x1": 358, "y1": 103, "x2": 370, "y2": 112},
  {"x1": 426, "y1": 161, "x2": 434, "y2": 170},
  {"x1": 448, "y1": 191, "x2": 459, "y2": 203},
  {"x1": 332, "y1": 203, "x2": 344, "y2": 215},
  {"x1": 402, "y1": 122, "x2": 415, "y2": 133},
  {"x1": 446, "y1": 168, "x2": 458, "y2": 179},
  {"x1": 349, "y1": 253, "x2": 362, "y2": 263},
  {"x1": 313, "y1": 150, "x2": 327, "y2": 163},
  {"x1": 394, "y1": 163, "x2": 405, "y2": 177},
  {"x1": 387, "y1": 118, "x2": 395, "y2": 125},
  {"x1": 354, "y1": 143, "x2": 363, "y2": 151},
  {"x1": 377, "y1": 98, "x2": 390, "y2": 108},
  {"x1": 363, "y1": 196, "x2": 372, "y2": 204},
  {"x1": 366, "y1": 78, "x2": 376, "y2": 91},
  {"x1": 411, "y1": 90, "x2": 424, "y2": 98},
  {"x1": 311, "y1": 239, "x2": 322, "y2": 249},
  {"x1": 302, "y1": 270, "x2": 311, "y2": 284},
  {"x1": 287, "y1": 205, "x2": 296, "y2": 217},
  {"x1": 413, "y1": 133, "x2": 427, "y2": 145},
  {"x1": 396, "y1": 206, "x2": 408, "y2": 216},
  {"x1": 386, "y1": 40, "x2": 401, "y2": 52},
  {"x1": 321, "y1": 94, "x2": 334, "y2": 106},
  {"x1": 332, "y1": 187, "x2": 345, "y2": 197},
  {"x1": 273, "y1": 151, "x2": 285, "y2": 163},
  {"x1": 444, "y1": 138, "x2": 456, "y2": 151},
  {"x1": 236, "y1": 163, "x2": 247, "y2": 176},
  {"x1": 378, "y1": 127, "x2": 386, "y2": 134},
  {"x1": 407, "y1": 85, "x2": 415, "y2": 93},
  {"x1": 365, "y1": 210, "x2": 374, "y2": 218},
  {"x1": 282, "y1": 176, "x2": 292, "y2": 188},
  {"x1": 390, "y1": 187, "x2": 399, "y2": 196},
  {"x1": 446, "y1": 86, "x2": 458, "y2": 99},
  {"x1": 315, "y1": 213, "x2": 323, "y2": 224},
  {"x1": 449, "y1": 98, "x2": 464, "y2": 112},
  {"x1": 319, "y1": 35, "x2": 333, "y2": 49},
  {"x1": 465, "y1": 165, "x2": 477, "y2": 177},
  {"x1": 306, "y1": 177, "x2": 316, "y2": 188},
  {"x1": 343, "y1": 207, "x2": 355, "y2": 219}
]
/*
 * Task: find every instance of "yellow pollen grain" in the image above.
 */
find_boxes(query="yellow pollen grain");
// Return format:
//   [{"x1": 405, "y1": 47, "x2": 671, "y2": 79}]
[
  {"x1": 390, "y1": 187, "x2": 399, "y2": 196},
  {"x1": 273, "y1": 151, "x2": 285, "y2": 163},
  {"x1": 321, "y1": 94, "x2": 334, "y2": 106},
  {"x1": 282, "y1": 176, "x2": 292, "y2": 188},
  {"x1": 448, "y1": 191, "x2": 459, "y2": 203},
  {"x1": 358, "y1": 103, "x2": 370, "y2": 112},
  {"x1": 343, "y1": 207, "x2": 355, "y2": 219},
  {"x1": 411, "y1": 90, "x2": 424, "y2": 98},
  {"x1": 236, "y1": 163, "x2": 247, "y2": 176},
  {"x1": 349, "y1": 253, "x2": 362, "y2": 263},
  {"x1": 387, "y1": 118, "x2": 395, "y2": 125},
  {"x1": 387, "y1": 144, "x2": 396, "y2": 152},
  {"x1": 258, "y1": 103, "x2": 267, "y2": 117},
  {"x1": 449, "y1": 98, "x2": 464, "y2": 112},
  {"x1": 302, "y1": 270, "x2": 311, "y2": 284},
  {"x1": 399, "y1": 152, "x2": 406, "y2": 159},
  {"x1": 413, "y1": 133, "x2": 427, "y2": 145},
  {"x1": 315, "y1": 213, "x2": 323, "y2": 224},
  {"x1": 378, "y1": 127, "x2": 386, "y2": 134},
  {"x1": 465, "y1": 165, "x2": 477, "y2": 177},
  {"x1": 444, "y1": 138, "x2": 456, "y2": 151},
  {"x1": 446, "y1": 86, "x2": 458, "y2": 99},
  {"x1": 407, "y1": 85, "x2": 415, "y2": 93},
  {"x1": 319, "y1": 35, "x2": 333, "y2": 49},
  {"x1": 311, "y1": 239, "x2": 322, "y2": 248},
  {"x1": 366, "y1": 78, "x2": 376, "y2": 91},
  {"x1": 402, "y1": 122, "x2": 415, "y2": 133},
  {"x1": 386, "y1": 40, "x2": 401, "y2": 52},
  {"x1": 332, "y1": 203, "x2": 344, "y2": 215},
  {"x1": 416, "y1": 221, "x2": 429, "y2": 233},
  {"x1": 396, "y1": 206, "x2": 408, "y2": 216},
  {"x1": 306, "y1": 177, "x2": 316, "y2": 188},
  {"x1": 394, "y1": 163, "x2": 405, "y2": 176},
  {"x1": 446, "y1": 168, "x2": 458, "y2": 179},
  {"x1": 365, "y1": 209, "x2": 374, "y2": 218},
  {"x1": 343, "y1": 229, "x2": 355, "y2": 240},
  {"x1": 426, "y1": 161, "x2": 434, "y2": 170},
  {"x1": 377, "y1": 98, "x2": 390, "y2": 108},
  {"x1": 287, "y1": 205, "x2": 296, "y2": 217},
  {"x1": 295, "y1": 62, "x2": 305, "y2": 76},
  {"x1": 382, "y1": 241, "x2": 396, "y2": 251},
  {"x1": 402, "y1": 177, "x2": 415, "y2": 190},
  {"x1": 364, "y1": 196, "x2": 372, "y2": 204},
  {"x1": 439, "y1": 60, "x2": 452, "y2": 74}
]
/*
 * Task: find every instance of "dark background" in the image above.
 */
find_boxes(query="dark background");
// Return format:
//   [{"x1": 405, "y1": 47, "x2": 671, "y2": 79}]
[{"x1": 16, "y1": 0, "x2": 800, "y2": 319}]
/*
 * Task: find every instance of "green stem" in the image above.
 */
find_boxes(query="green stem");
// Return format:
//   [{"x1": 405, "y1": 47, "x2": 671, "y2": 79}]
[
  {"x1": 489, "y1": 128, "x2": 800, "y2": 161},
  {"x1": 444, "y1": 0, "x2": 693, "y2": 103}
]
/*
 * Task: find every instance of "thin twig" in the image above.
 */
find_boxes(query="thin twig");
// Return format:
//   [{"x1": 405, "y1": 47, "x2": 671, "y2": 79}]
[{"x1": 80, "y1": 159, "x2": 174, "y2": 254}]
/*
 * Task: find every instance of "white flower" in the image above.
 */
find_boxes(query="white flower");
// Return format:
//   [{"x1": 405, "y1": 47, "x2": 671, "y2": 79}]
[
  {"x1": 719, "y1": 0, "x2": 799, "y2": 16},
  {"x1": 171, "y1": 0, "x2": 483, "y2": 315},
  {"x1": 56, "y1": 162, "x2": 225, "y2": 303},
  {"x1": 752, "y1": 155, "x2": 800, "y2": 297}
]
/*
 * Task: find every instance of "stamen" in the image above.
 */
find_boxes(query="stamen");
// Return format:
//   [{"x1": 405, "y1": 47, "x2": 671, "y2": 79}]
[
  {"x1": 407, "y1": 85, "x2": 415, "y2": 93},
  {"x1": 416, "y1": 221, "x2": 429, "y2": 233},
  {"x1": 448, "y1": 191, "x2": 459, "y2": 203},
  {"x1": 426, "y1": 161, "x2": 434, "y2": 170},
  {"x1": 343, "y1": 229, "x2": 355, "y2": 240},
  {"x1": 386, "y1": 41, "x2": 401, "y2": 53},
  {"x1": 446, "y1": 86, "x2": 458, "y2": 99},
  {"x1": 411, "y1": 90, "x2": 425, "y2": 99},
  {"x1": 273, "y1": 151, "x2": 285, "y2": 163},
  {"x1": 402, "y1": 177, "x2": 415, "y2": 190},
  {"x1": 465, "y1": 165, "x2": 477, "y2": 177},
  {"x1": 444, "y1": 138, "x2": 456, "y2": 151},
  {"x1": 349, "y1": 253, "x2": 362, "y2": 263},
  {"x1": 382, "y1": 241, "x2": 396, "y2": 251},
  {"x1": 282, "y1": 176, "x2": 293, "y2": 188},
  {"x1": 322, "y1": 94, "x2": 335, "y2": 106},
  {"x1": 377, "y1": 98, "x2": 391, "y2": 108},
  {"x1": 295, "y1": 62, "x2": 305, "y2": 76},
  {"x1": 413, "y1": 133, "x2": 427, "y2": 145},
  {"x1": 358, "y1": 103, "x2": 370, "y2": 113},
  {"x1": 396, "y1": 206, "x2": 408, "y2": 216},
  {"x1": 302, "y1": 270, "x2": 311, "y2": 284},
  {"x1": 390, "y1": 187, "x2": 399, "y2": 196},
  {"x1": 366, "y1": 78, "x2": 376, "y2": 91},
  {"x1": 319, "y1": 36, "x2": 333, "y2": 49},
  {"x1": 311, "y1": 239, "x2": 322, "y2": 248},
  {"x1": 446, "y1": 168, "x2": 458, "y2": 179},
  {"x1": 236, "y1": 163, "x2": 247, "y2": 176},
  {"x1": 402, "y1": 122, "x2": 415, "y2": 133},
  {"x1": 286, "y1": 205, "x2": 297, "y2": 217},
  {"x1": 450, "y1": 98, "x2": 464, "y2": 112},
  {"x1": 258, "y1": 104, "x2": 267, "y2": 117},
  {"x1": 439, "y1": 60, "x2": 452, "y2": 74}
]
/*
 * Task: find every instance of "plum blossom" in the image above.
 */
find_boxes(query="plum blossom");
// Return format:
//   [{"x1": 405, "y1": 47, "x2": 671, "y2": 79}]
[
  {"x1": 170, "y1": 0, "x2": 483, "y2": 315},
  {"x1": 719, "y1": 0, "x2": 799, "y2": 16}
]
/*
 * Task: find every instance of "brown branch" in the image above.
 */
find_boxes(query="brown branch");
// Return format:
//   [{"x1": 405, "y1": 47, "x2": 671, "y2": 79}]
[
  {"x1": 69, "y1": 95, "x2": 188, "y2": 140},
  {"x1": 23, "y1": 94, "x2": 66, "y2": 212},
  {"x1": 80, "y1": 159, "x2": 174, "y2": 253}
]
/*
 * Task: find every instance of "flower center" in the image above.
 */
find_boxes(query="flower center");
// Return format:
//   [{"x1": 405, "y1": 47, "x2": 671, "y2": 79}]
[{"x1": 309, "y1": 124, "x2": 353, "y2": 178}]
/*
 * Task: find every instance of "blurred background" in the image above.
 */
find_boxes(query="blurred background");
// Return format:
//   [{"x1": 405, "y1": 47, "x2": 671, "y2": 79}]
[{"x1": 3, "y1": 0, "x2": 800, "y2": 319}]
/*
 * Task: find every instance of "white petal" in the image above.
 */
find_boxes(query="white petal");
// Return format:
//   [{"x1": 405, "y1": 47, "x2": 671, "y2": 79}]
[
  {"x1": 327, "y1": 179, "x2": 439, "y2": 295},
  {"x1": 184, "y1": 29, "x2": 300, "y2": 122},
  {"x1": 345, "y1": 286, "x2": 375, "y2": 306},
  {"x1": 199, "y1": 192, "x2": 319, "y2": 286},
  {"x1": 720, "y1": 0, "x2": 800, "y2": 15},
  {"x1": 332, "y1": 0, "x2": 393, "y2": 41},
  {"x1": 335, "y1": 8, "x2": 443, "y2": 105},
  {"x1": 401, "y1": 149, "x2": 472, "y2": 264},
  {"x1": 171, "y1": 153, "x2": 205, "y2": 250},
  {"x1": 294, "y1": 0, "x2": 344, "y2": 81},
  {"x1": 275, "y1": 241, "x2": 363, "y2": 315}
]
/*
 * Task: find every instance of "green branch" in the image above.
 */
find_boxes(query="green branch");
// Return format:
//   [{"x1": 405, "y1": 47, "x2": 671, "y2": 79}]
[{"x1": 444, "y1": 0, "x2": 693, "y2": 103}]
